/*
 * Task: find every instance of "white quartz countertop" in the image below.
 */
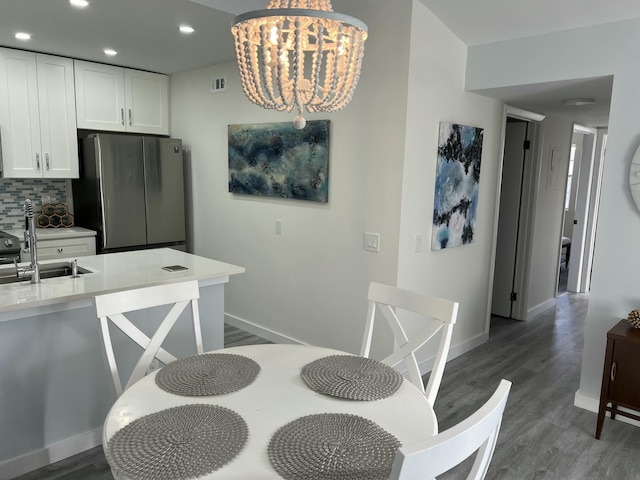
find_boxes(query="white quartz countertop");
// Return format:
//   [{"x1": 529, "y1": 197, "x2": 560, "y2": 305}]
[
  {"x1": 0, "y1": 248, "x2": 244, "y2": 318},
  {"x1": 5, "y1": 226, "x2": 97, "y2": 240}
]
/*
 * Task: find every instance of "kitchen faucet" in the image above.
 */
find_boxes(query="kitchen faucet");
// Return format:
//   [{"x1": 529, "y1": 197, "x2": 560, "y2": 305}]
[{"x1": 15, "y1": 199, "x2": 40, "y2": 284}]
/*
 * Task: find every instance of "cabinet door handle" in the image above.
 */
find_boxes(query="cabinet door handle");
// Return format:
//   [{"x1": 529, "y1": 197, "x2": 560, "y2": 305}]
[
  {"x1": 58, "y1": 248, "x2": 63, "y2": 253},
  {"x1": 120, "y1": 108, "x2": 125, "y2": 126},
  {"x1": 128, "y1": 108, "x2": 132, "y2": 126},
  {"x1": 35, "y1": 153, "x2": 40, "y2": 170},
  {"x1": 45, "y1": 153, "x2": 50, "y2": 170},
  {"x1": 611, "y1": 361, "x2": 617, "y2": 382}
]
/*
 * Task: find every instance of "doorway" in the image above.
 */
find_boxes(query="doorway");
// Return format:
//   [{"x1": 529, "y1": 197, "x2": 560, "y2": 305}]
[
  {"x1": 492, "y1": 115, "x2": 607, "y2": 321},
  {"x1": 488, "y1": 78, "x2": 612, "y2": 323},
  {"x1": 558, "y1": 126, "x2": 607, "y2": 295},
  {"x1": 491, "y1": 113, "x2": 539, "y2": 320}
]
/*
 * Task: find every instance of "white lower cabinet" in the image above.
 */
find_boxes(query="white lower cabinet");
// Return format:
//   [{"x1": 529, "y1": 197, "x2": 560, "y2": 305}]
[
  {"x1": 16, "y1": 229, "x2": 97, "y2": 262},
  {"x1": 0, "y1": 48, "x2": 78, "y2": 178},
  {"x1": 30, "y1": 236, "x2": 96, "y2": 262}
]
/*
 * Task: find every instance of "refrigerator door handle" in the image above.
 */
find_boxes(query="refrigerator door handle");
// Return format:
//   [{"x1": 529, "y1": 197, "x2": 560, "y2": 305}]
[{"x1": 96, "y1": 136, "x2": 109, "y2": 250}]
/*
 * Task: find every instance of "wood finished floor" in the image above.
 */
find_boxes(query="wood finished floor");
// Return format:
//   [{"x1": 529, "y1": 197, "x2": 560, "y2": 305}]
[
  {"x1": 435, "y1": 293, "x2": 640, "y2": 480},
  {"x1": 13, "y1": 296, "x2": 640, "y2": 479}
]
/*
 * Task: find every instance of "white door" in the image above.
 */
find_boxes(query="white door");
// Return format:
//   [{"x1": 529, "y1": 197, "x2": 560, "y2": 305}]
[
  {"x1": 492, "y1": 121, "x2": 528, "y2": 317},
  {"x1": 0, "y1": 48, "x2": 41, "y2": 178},
  {"x1": 74, "y1": 60, "x2": 126, "y2": 131},
  {"x1": 567, "y1": 131, "x2": 596, "y2": 292},
  {"x1": 36, "y1": 54, "x2": 79, "y2": 178},
  {"x1": 124, "y1": 69, "x2": 169, "y2": 135}
]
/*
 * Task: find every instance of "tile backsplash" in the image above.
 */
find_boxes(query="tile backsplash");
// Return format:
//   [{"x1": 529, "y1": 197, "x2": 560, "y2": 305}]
[{"x1": 0, "y1": 179, "x2": 68, "y2": 229}]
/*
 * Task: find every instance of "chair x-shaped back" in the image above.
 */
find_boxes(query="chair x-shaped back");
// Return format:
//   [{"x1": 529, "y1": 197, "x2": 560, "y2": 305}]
[
  {"x1": 95, "y1": 280, "x2": 203, "y2": 396},
  {"x1": 360, "y1": 282, "x2": 459, "y2": 406}
]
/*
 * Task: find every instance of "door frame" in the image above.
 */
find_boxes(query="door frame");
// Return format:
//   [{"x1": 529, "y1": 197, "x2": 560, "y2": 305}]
[
  {"x1": 488, "y1": 105, "x2": 544, "y2": 324},
  {"x1": 561, "y1": 125, "x2": 606, "y2": 293}
]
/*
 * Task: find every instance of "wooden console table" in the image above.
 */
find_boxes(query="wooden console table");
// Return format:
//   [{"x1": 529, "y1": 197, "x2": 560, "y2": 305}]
[{"x1": 595, "y1": 319, "x2": 640, "y2": 439}]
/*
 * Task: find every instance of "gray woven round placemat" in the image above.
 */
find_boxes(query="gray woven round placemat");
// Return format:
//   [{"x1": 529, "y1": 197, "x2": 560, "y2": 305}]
[
  {"x1": 268, "y1": 413, "x2": 401, "y2": 480},
  {"x1": 107, "y1": 404, "x2": 248, "y2": 480},
  {"x1": 301, "y1": 355, "x2": 403, "y2": 400},
  {"x1": 155, "y1": 353, "x2": 260, "y2": 396}
]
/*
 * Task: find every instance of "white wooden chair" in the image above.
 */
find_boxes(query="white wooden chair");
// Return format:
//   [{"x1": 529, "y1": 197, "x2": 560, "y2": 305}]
[
  {"x1": 390, "y1": 379, "x2": 512, "y2": 480},
  {"x1": 95, "y1": 280, "x2": 203, "y2": 396},
  {"x1": 360, "y1": 282, "x2": 459, "y2": 406}
]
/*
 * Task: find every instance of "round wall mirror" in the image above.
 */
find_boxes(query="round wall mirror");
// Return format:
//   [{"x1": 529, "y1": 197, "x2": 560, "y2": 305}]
[{"x1": 630, "y1": 144, "x2": 640, "y2": 211}]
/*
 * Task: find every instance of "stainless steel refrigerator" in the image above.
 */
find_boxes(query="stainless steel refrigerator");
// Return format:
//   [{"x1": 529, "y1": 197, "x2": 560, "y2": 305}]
[{"x1": 72, "y1": 133, "x2": 186, "y2": 253}]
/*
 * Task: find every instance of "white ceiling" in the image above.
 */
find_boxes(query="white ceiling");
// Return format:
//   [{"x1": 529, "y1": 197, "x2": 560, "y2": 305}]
[
  {"x1": 3, "y1": 0, "x2": 638, "y2": 127},
  {"x1": 418, "y1": 0, "x2": 640, "y2": 47}
]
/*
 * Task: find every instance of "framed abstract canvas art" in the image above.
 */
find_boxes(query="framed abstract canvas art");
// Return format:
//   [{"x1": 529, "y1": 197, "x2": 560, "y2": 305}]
[
  {"x1": 431, "y1": 122, "x2": 484, "y2": 250},
  {"x1": 228, "y1": 120, "x2": 330, "y2": 203}
]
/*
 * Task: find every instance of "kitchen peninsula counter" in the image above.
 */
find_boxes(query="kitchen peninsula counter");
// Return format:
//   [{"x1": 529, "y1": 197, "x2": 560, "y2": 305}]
[
  {"x1": 0, "y1": 248, "x2": 245, "y2": 320},
  {"x1": 0, "y1": 248, "x2": 244, "y2": 479}
]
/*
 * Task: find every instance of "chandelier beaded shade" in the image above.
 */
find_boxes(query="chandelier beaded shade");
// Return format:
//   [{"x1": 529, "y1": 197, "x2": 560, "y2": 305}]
[{"x1": 232, "y1": 0, "x2": 368, "y2": 129}]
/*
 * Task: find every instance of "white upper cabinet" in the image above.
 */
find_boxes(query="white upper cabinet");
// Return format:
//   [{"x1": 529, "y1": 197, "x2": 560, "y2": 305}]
[
  {"x1": 125, "y1": 69, "x2": 169, "y2": 134},
  {"x1": 0, "y1": 49, "x2": 79, "y2": 178},
  {"x1": 74, "y1": 61, "x2": 169, "y2": 135}
]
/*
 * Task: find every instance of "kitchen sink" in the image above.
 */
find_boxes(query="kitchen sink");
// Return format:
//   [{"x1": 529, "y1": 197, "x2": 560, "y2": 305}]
[{"x1": 0, "y1": 261, "x2": 90, "y2": 285}]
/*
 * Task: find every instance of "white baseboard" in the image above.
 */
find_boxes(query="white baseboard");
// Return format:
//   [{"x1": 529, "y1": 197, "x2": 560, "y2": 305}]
[
  {"x1": 0, "y1": 428, "x2": 103, "y2": 480},
  {"x1": 574, "y1": 389, "x2": 640, "y2": 428},
  {"x1": 527, "y1": 298, "x2": 556, "y2": 319},
  {"x1": 449, "y1": 331, "x2": 490, "y2": 361},
  {"x1": 225, "y1": 313, "x2": 305, "y2": 345},
  {"x1": 418, "y1": 331, "x2": 489, "y2": 375},
  {"x1": 226, "y1": 313, "x2": 489, "y2": 378}
]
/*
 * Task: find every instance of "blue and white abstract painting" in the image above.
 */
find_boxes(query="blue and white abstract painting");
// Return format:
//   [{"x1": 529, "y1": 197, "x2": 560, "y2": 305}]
[
  {"x1": 431, "y1": 122, "x2": 484, "y2": 250},
  {"x1": 228, "y1": 120, "x2": 329, "y2": 203}
]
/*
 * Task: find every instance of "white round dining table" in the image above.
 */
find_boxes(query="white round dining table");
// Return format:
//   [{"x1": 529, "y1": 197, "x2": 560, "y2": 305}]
[{"x1": 103, "y1": 343, "x2": 438, "y2": 479}]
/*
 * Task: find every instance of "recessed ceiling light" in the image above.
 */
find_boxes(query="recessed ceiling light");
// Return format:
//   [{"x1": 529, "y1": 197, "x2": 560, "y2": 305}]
[
  {"x1": 15, "y1": 32, "x2": 31, "y2": 41},
  {"x1": 69, "y1": 0, "x2": 89, "y2": 7},
  {"x1": 562, "y1": 98, "x2": 596, "y2": 106},
  {"x1": 104, "y1": 49, "x2": 118, "y2": 56},
  {"x1": 179, "y1": 25, "x2": 195, "y2": 34}
]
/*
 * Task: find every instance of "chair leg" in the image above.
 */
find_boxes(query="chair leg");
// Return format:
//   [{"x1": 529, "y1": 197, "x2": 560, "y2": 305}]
[{"x1": 100, "y1": 317, "x2": 124, "y2": 397}]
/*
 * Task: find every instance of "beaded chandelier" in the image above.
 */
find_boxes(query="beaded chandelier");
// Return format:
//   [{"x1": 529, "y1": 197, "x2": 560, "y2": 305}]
[{"x1": 231, "y1": 0, "x2": 368, "y2": 129}]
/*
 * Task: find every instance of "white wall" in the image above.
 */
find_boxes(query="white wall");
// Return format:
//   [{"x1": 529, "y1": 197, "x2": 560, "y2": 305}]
[
  {"x1": 170, "y1": 0, "x2": 413, "y2": 354},
  {"x1": 397, "y1": 1, "x2": 504, "y2": 363},
  {"x1": 465, "y1": 19, "x2": 640, "y2": 407},
  {"x1": 170, "y1": 0, "x2": 507, "y2": 365}
]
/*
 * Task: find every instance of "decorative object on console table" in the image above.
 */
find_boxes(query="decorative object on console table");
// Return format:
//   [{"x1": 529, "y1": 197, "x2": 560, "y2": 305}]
[
  {"x1": 431, "y1": 122, "x2": 484, "y2": 251},
  {"x1": 37, "y1": 203, "x2": 74, "y2": 228},
  {"x1": 627, "y1": 309, "x2": 640, "y2": 328},
  {"x1": 595, "y1": 319, "x2": 640, "y2": 439},
  {"x1": 228, "y1": 120, "x2": 330, "y2": 203}
]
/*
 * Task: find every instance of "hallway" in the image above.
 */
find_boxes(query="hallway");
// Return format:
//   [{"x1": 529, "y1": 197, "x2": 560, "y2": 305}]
[{"x1": 435, "y1": 293, "x2": 640, "y2": 479}]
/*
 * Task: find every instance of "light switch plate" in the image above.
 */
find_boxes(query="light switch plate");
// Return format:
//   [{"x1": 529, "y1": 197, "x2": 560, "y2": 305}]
[
  {"x1": 414, "y1": 234, "x2": 423, "y2": 253},
  {"x1": 364, "y1": 233, "x2": 380, "y2": 252}
]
